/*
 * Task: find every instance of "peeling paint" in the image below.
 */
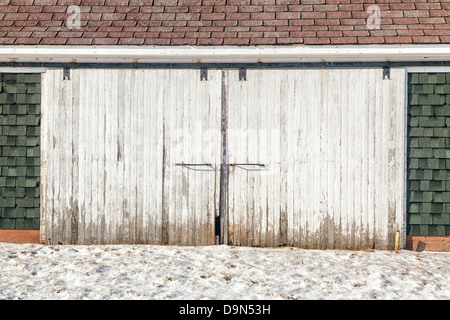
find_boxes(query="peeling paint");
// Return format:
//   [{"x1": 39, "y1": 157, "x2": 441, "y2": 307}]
[{"x1": 41, "y1": 68, "x2": 405, "y2": 248}]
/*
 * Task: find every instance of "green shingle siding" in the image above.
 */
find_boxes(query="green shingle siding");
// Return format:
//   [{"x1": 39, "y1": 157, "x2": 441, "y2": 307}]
[
  {"x1": 0, "y1": 73, "x2": 40, "y2": 230},
  {"x1": 407, "y1": 73, "x2": 450, "y2": 236}
]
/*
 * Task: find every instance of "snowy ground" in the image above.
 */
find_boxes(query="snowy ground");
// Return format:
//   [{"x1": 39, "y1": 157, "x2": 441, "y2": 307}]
[{"x1": 0, "y1": 243, "x2": 449, "y2": 300}]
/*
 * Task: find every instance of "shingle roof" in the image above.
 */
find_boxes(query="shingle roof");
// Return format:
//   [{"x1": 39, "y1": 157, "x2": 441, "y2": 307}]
[{"x1": 0, "y1": 0, "x2": 449, "y2": 45}]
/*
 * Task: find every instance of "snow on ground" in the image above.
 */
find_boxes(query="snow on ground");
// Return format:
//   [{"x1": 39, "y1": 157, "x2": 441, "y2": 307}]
[{"x1": 0, "y1": 243, "x2": 449, "y2": 300}]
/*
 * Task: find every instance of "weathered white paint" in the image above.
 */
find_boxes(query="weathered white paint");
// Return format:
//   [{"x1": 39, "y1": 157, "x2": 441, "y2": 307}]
[
  {"x1": 226, "y1": 69, "x2": 406, "y2": 249},
  {"x1": 404, "y1": 67, "x2": 450, "y2": 73},
  {"x1": 39, "y1": 72, "x2": 47, "y2": 243},
  {"x1": 1, "y1": 45, "x2": 449, "y2": 63},
  {"x1": 0, "y1": 68, "x2": 48, "y2": 73},
  {"x1": 41, "y1": 68, "x2": 405, "y2": 249},
  {"x1": 41, "y1": 69, "x2": 221, "y2": 245}
]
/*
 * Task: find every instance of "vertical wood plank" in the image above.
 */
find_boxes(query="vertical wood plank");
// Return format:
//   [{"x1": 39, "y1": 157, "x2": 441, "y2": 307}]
[
  {"x1": 395, "y1": 69, "x2": 406, "y2": 247},
  {"x1": 110, "y1": 70, "x2": 119, "y2": 244},
  {"x1": 97, "y1": 69, "x2": 105, "y2": 244},
  {"x1": 161, "y1": 70, "x2": 171, "y2": 245},
  {"x1": 142, "y1": 70, "x2": 151, "y2": 244},
  {"x1": 367, "y1": 69, "x2": 376, "y2": 249},
  {"x1": 293, "y1": 71, "x2": 303, "y2": 247},
  {"x1": 155, "y1": 69, "x2": 165, "y2": 245},
  {"x1": 102, "y1": 70, "x2": 111, "y2": 243},
  {"x1": 359, "y1": 70, "x2": 369, "y2": 249},
  {"x1": 45, "y1": 70, "x2": 54, "y2": 243},
  {"x1": 52, "y1": 70, "x2": 61, "y2": 244},
  {"x1": 40, "y1": 72, "x2": 48, "y2": 243}
]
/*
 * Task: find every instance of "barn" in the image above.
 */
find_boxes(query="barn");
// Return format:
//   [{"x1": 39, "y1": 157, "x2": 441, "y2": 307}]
[{"x1": 0, "y1": 0, "x2": 449, "y2": 251}]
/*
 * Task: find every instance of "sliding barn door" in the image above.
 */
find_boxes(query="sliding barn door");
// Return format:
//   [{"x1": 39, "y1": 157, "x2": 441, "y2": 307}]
[
  {"x1": 41, "y1": 69, "x2": 221, "y2": 245},
  {"x1": 225, "y1": 70, "x2": 284, "y2": 247},
  {"x1": 42, "y1": 67, "x2": 405, "y2": 249},
  {"x1": 225, "y1": 69, "x2": 406, "y2": 249},
  {"x1": 163, "y1": 70, "x2": 222, "y2": 245}
]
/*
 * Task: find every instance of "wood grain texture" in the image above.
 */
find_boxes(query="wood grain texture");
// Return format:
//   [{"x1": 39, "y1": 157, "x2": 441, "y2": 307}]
[
  {"x1": 225, "y1": 69, "x2": 406, "y2": 249},
  {"x1": 41, "y1": 68, "x2": 405, "y2": 249},
  {"x1": 42, "y1": 69, "x2": 221, "y2": 245}
]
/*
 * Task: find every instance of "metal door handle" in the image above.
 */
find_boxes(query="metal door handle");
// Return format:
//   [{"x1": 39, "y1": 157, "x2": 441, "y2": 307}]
[
  {"x1": 175, "y1": 163, "x2": 212, "y2": 166},
  {"x1": 175, "y1": 163, "x2": 266, "y2": 168}
]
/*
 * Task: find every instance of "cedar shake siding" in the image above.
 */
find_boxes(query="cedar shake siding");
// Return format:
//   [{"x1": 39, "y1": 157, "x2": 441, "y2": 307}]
[{"x1": 0, "y1": 0, "x2": 448, "y2": 45}]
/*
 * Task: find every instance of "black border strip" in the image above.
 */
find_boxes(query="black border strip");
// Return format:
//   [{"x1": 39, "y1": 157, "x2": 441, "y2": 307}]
[{"x1": 0, "y1": 60, "x2": 450, "y2": 69}]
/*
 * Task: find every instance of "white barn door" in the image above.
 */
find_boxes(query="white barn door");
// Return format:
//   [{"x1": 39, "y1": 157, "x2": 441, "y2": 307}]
[
  {"x1": 42, "y1": 69, "x2": 221, "y2": 245},
  {"x1": 163, "y1": 70, "x2": 222, "y2": 245},
  {"x1": 225, "y1": 69, "x2": 406, "y2": 249},
  {"x1": 42, "y1": 67, "x2": 405, "y2": 249}
]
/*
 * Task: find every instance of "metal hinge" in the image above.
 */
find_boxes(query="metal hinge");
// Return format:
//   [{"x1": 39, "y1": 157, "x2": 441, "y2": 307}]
[
  {"x1": 63, "y1": 67, "x2": 71, "y2": 80},
  {"x1": 200, "y1": 68, "x2": 208, "y2": 81},
  {"x1": 239, "y1": 68, "x2": 247, "y2": 81},
  {"x1": 383, "y1": 66, "x2": 390, "y2": 80}
]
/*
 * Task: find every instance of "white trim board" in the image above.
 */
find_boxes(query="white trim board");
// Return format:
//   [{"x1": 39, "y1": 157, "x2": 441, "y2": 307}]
[
  {"x1": 0, "y1": 45, "x2": 449, "y2": 64},
  {"x1": 404, "y1": 67, "x2": 450, "y2": 73},
  {"x1": 0, "y1": 68, "x2": 48, "y2": 73}
]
